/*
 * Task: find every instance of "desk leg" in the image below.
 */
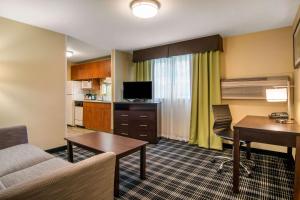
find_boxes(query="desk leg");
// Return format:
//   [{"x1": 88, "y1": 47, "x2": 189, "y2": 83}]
[
  {"x1": 114, "y1": 159, "x2": 120, "y2": 197},
  {"x1": 67, "y1": 141, "x2": 73, "y2": 163},
  {"x1": 288, "y1": 146, "x2": 293, "y2": 157},
  {"x1": 233, "y1": 128, "x2": 240, "y2": 193},
  {"x1": 140, "y1": 145, "x2": 146, "y2": 180},
  {"x1": 294, "y1": 136, "x2": 300, "y2": 200},
  {"x1": 246, "y1": 142, "x2": 251, "y2": 160}
]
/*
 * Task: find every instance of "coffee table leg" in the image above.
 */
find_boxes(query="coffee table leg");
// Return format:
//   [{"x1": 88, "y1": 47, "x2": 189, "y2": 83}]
[
  {"x1": 140, "y1": 145, "x2": 146, "y2": 180},
  {"x1": 67, "y1": 141, "x2": 73, "y2": 163},
  {"x1": 114, "y1": 159, "x2": 120, "y2": 197}
]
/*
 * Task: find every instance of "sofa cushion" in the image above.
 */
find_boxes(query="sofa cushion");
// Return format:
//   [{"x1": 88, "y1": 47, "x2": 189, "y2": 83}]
[
  {"x1": 0, "y1": 157, "x2": 70, "y2": 190},
  {"x1": 0, "y1": 144, "x2": 54, "y2": 177}
]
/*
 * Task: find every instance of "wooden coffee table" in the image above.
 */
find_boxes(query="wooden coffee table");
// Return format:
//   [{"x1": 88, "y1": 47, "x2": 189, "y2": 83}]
[{"x1": 65, "y1": 132, "x2": 148, "y2": 197}]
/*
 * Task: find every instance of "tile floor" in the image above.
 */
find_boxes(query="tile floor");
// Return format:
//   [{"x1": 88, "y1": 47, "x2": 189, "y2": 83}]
[{"x1": 66, "y1": 126, "x2": 94, "y2": 137}]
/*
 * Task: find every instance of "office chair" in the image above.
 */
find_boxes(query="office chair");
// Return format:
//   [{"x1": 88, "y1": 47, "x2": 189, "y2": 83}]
[{"x1": 211, "y1": 104, "x2": 254, "y2": 177}]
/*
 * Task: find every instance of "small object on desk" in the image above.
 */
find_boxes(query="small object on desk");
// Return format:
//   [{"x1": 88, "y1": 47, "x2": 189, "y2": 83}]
[
  {"x1": 268, "y1": 112, "x2": 289, "y2": 120},
  {"x1": 275, "y1": 118, "x2": 295, "y2": 124},
  {"x1": 268, "y1": 112, "x2": 295, "y2": 124}
]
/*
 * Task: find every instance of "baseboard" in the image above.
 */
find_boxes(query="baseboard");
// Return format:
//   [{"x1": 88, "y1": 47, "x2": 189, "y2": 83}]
[{"x1": 45, "y1": 145, "x2": 67, "y2": 153}]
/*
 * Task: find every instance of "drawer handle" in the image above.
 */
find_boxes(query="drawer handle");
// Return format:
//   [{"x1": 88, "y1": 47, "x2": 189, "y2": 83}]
[
  {"x1": 139, "y1": 124, "x2": 148, "y2": 127},
  {"x1": 139, "y1": 134, "x2": 148, "y2": 137},
  {"x1": 120, "y1": 114, "x2": 128, "y2": 117},
  {"x1": 120, "y1": 123, "x2": 128, "y2": 126},
  {"x1": 120, "y1": 132, "x2": 128, "y2": 136},
  {"x1": 139, "y1": 115, "x2": 148, "y2": 118}
]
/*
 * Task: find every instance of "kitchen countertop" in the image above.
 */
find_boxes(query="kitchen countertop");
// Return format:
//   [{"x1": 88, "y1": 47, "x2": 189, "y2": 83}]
[{"x1": 74, "y1": 100, "x2": 112, "y2": 104}]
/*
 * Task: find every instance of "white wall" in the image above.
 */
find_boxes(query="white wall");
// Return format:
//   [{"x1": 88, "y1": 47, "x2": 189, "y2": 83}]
[{"x1": 0, "y1": 17, "x2": 66, "y2": 149}]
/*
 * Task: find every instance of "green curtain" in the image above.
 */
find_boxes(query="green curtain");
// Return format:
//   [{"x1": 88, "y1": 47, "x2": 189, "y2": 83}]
[
  {"x1": 134, "y1": 60, "x2": 152, "y2": 81},
  {"x1": 189, "y1": 51, "x2": 222, "y2": 150}
]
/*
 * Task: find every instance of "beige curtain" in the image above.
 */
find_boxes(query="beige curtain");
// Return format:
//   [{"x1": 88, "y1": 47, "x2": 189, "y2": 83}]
[
  {"x1": 189, "y1": 51, "x2": 222, "y2": 150},
  {"x1": 134, "y1": 60, "x2": 152, "y2": 81}
]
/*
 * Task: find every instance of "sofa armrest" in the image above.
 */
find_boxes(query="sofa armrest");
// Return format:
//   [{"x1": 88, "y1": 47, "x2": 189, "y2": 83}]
[
  {"x1": 0, "y1": 152, "x2": 116, "y2": 200},
  {"x1": 0, "y1": 125, "x2": 28, "y2": 150}
]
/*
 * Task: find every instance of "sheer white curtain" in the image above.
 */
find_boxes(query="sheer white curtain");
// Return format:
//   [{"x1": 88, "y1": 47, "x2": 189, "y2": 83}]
[{"x1": 153, "y1": 54, "x2": 192, "y2": 141}]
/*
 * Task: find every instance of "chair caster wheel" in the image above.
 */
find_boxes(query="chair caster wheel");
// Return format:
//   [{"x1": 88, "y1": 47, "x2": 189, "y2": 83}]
[{"x1": 211, "y1": 159, "x2": 216, "y2": 163}]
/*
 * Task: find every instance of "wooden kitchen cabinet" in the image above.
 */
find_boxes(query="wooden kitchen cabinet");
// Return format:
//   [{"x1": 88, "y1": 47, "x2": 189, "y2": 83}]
[
  {"x1": 71, "y1": 59, "x2": 111, "y2": 80},
  {"x1": 71, "y1": 64, "x2": 82, "y2": 80},
  {"x1": 100, "y1": 59, "x2": 111, "y2": 77},
  {"x1": 83, "y1": 102, "x2": 111, "y2": 132}
]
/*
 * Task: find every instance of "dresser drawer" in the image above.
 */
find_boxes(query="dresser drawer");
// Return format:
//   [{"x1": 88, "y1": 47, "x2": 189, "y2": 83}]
[
  {"x1": 134, "y1": 123, "x2": 155, "y2": 132},
  {"x1": 115, "y1": 111, "x2": 130, "y2": 121},
  {"x1": 132, "y1": 111, "x2": 155, "y2": 120},
  {"x1": 131, "y1": 130, "x2": 155, "y2": 141},
  {"x1": 114, "y1": 128, "x2": 130, "y2": 137},
  {"x1": 114, "y1": 122, "x2": 130, "y2": 130}
]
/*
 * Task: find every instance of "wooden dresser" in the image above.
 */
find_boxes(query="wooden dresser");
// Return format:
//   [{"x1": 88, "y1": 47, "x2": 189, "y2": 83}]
[{"x1": 113, "y1": 102, "x2": 161, "y2": 144}]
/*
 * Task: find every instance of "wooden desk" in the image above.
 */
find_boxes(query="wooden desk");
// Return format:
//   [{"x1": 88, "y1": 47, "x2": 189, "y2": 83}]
[{"x1": 233, "y1": 116, "x2": 300, "y2": 200}]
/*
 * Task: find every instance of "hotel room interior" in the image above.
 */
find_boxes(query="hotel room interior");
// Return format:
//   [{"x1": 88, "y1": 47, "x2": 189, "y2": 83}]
[{"x1": 1, "y1": 0, "x2": 300, "y2": 199}]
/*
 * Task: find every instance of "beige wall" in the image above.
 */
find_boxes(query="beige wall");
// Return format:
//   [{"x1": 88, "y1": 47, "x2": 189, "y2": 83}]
[
  {"x1": 0, "y1": 17, "x2": 66, "y2": 149},
  {"x1": 221, "y1": 27, "x2": 294, "y2": 153},
  {"x1": 294, "y1": 6, "x2": 300, "y2": 125},
  {"x1": 111, "y1": 50, "x2": 133, "y2": 102},
  {"x1": 67, "y1": 61, "x2": 72, "y2": 81},
  {"x1": 293, "y1": 6, "x2": 300, "y2": 159}
]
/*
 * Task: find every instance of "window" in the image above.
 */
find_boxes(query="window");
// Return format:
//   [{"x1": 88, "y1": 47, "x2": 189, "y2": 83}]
[
  {"x1": 153, "y1": 54, "x2": 192, "y2": 141},
  {"x1": 154, "y1": 54, "x2": 191, "y2": 100}
]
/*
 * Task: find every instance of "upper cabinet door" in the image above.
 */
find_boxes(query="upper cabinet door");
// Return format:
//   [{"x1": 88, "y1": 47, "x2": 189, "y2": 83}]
[
  {"x1": 71, "y1": 64, "x2": 81, "y2": 80},
  {"x1": 71, "y1": 64, "x2": 88, "y2": 80},
  {"x1": 102, "y1": 59, "x2": 111, "y2": 77},
  {"x1": 71, "y1": 59, "x2": 111, "y2": 80},
  {"x1": 92, "y1": 59, "x2": 111, "y2": 78}
]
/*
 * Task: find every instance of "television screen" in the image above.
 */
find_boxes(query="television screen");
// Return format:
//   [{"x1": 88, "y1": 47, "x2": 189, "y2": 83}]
[{"x1": 123, "y1": 81, "x2": 152, "y2": 99}]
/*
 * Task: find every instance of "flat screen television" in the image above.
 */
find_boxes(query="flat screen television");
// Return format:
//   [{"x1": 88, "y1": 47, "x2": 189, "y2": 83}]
[{"x1": 123, "y1": 81, "x2": 152, "y2": 100}]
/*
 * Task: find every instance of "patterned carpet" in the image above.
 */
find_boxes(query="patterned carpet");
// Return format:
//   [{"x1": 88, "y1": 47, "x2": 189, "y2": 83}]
[{"x1": 52, "y1": 138, "x2": 294, "y2": 200}]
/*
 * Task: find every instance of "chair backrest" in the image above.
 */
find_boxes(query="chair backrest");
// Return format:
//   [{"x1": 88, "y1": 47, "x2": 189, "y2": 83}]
[{"x1": 212, "y1": 105, "x2": 232, "y2": 133}]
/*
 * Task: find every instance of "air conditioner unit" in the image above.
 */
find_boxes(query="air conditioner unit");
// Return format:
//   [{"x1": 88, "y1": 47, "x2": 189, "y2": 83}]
[{"x1": 221, "y1": 76, "x2": 290, "y2": 100}]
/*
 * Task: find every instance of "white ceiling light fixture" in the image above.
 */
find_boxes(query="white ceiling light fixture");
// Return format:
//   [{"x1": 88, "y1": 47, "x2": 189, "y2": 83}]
[
  {"x1": 66, "y1": 50, "x2": 74, "y2": 58},
  {"x1": 130, "y1": 0, "x2": 160, "y2": 19}
]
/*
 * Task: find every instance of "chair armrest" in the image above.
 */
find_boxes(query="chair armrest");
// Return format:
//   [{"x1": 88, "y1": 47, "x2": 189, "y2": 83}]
[
  {"x1": 0, "y1": 125, "x2": 28, "y2": 150},
  {"x1": 0, "y1": 152, "x2": 116, "y2": 200}
]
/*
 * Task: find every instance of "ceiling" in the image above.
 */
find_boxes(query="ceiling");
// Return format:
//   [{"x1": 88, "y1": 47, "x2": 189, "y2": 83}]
[
  {"x1": 66, "y1": 36, "x2": 110, "y2": 62},
  {"x1": 0, "y1": 0, "x2": 299, "y2": 62}
]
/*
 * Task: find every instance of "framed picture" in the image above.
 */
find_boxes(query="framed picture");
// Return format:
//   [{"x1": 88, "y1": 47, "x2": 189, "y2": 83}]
[{"x1": 294, "y1": 17, "x2": 300, "y2": 69}]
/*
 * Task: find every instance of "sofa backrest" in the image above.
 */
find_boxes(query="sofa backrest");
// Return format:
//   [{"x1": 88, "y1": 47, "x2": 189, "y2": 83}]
[{"x1": 0, "y1": 126, "x2": 28, "y2": 150}]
